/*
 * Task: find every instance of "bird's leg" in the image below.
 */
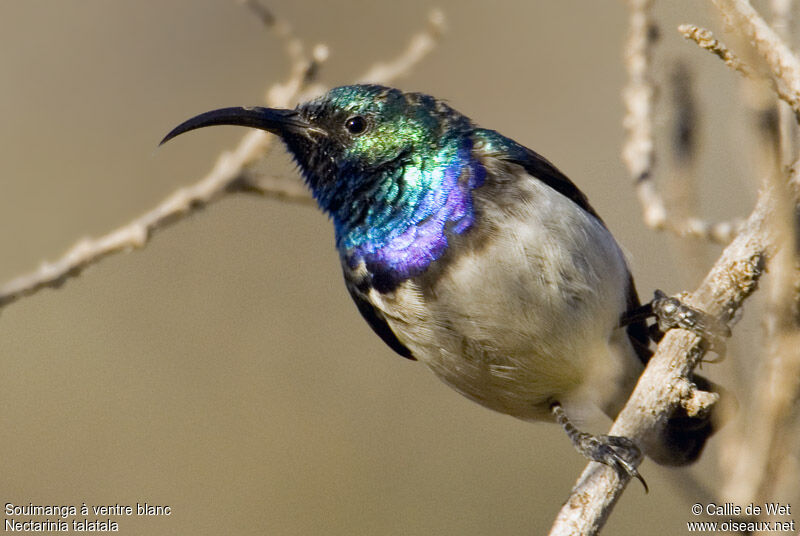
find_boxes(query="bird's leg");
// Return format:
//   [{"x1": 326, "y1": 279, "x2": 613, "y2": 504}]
[
  {"x1": 621, "y1": 290, "x2": 730, "y2": 356},
  {"x1": 550, "y1": 401, "x2": 648, "y2": 492}
]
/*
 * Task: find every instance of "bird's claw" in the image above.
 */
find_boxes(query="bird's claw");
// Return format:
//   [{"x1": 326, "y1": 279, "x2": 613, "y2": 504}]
[
  {"x1": 651, "y1": 290, "x2": 730, "y2": 355},
  {"x1": 575, "y1": 433, "x2": 649, "y2": 493},
  {"x1": 552, "y1": 401, "x2": 648, "y2": 492}
]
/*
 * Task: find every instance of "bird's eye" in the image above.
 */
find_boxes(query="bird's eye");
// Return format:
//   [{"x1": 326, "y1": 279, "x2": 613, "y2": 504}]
[{"x1": 344, "y1": 115, "x2": 367, "y2": 135}]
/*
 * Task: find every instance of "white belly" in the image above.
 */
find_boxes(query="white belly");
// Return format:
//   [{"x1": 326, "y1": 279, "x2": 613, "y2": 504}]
[{"x1": 367, "y1": 178, "x2": 643, "y2": 422}]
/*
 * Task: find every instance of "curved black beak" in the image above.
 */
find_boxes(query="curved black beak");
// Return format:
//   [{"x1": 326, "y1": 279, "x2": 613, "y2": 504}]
[{"x1": 160, "y1": 106, "x2": 312, "y2": 146}]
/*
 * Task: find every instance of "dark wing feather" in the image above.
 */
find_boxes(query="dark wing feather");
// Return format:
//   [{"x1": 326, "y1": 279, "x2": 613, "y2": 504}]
[
  {"x1": 506, "y1": 145, "x2": 602, "y2": 222},
  {"x1": 623, "y1": 275, "x2": 654, "y2": 365},
  {"x1": 344, "y1": 278, "x2": 416, "y2": 360}
]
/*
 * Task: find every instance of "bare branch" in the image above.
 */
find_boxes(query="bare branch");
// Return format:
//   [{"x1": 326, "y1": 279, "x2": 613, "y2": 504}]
[
  {"x1": 549, "y1": 161, "x2": 789, "y2": 535},
  {"x1": 721, "y1": 0, "x2": 800, "y2": 507},
  {"x1": 679, "y1": 23, "x2": 800, "y2": 121},
  {"x1": 0, "y1": 9, "x2": 446, "y2": 311},
  {"x1": 679, "y1": 24, "x2": 753, "y2": 77},
  {"x1": 622, "y1": 0, "x2": 659, "y2": 220},
  {"x1": 711, "y1": 0, "x2": 800, "y2": 118},
  {"x1": 770, "y1": 0, "x2": 798, "y2": 164},
  {"x1": 550, "y1": 1, "x2": 800, "y2": 531},
  {"x1": 356, "y1": 9, "x2": 445, "y2": 84},
  {"x1": 0, "y1": 130, "x2": 273, "y2": 309},
  {"x1": 240, "y1": 0, "x2": 331, "y2": 104},
  {"x1": 623, "y1": 1, "x2": 740, "y2": 244},
  {"x1": 722, "y1": 185, "x2": 800, "y2": 505}
]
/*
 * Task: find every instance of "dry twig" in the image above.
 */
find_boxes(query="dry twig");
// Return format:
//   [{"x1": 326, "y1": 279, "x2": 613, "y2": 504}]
[
  {"x1": 722, "y1": 171, "x2": 800, "y2": 506},
  {"x1": 622, "y1": 0, "x2": 660, "y2": 223},
  {"x1": 549, "y1": 164, "x2": 788, "y2": 536},
  {"x1": 551, "y1": 0, "x2": 800, "y2": 532},
  {"x1": 720, "y1": 0, "x2": 800, "y2": 509},
  {"x1": 679, "y1": 23, "x2": 800, "y2": 122},
  {"x1": 623, "y1": 1, "x2": 740, "y2": 244},
  {"x1": 711, "y1": 0, "x2": 800, "y2": 118},
  {"x1": 679, "y1": 24, "x2": 753, "y2": 77},
  {"x1": 5, "y1": 2, "x2": 799, "y2": 534},
  {"x1": 0, "y1": 8, "x2": 445, "y2": 311}
]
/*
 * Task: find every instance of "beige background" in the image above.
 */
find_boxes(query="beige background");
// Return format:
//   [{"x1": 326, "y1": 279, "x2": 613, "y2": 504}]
[{"x1": 0, "y1": 1, "x2": 761, "y2": 534}]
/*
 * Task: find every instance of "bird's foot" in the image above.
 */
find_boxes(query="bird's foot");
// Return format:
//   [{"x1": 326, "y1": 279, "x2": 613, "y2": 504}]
[
  {"x1": 550, "y1": 402, "x2": 648, "y2": 492},
  {"x1": 621, "y1": 290, "x2": 730, "y2": 357},
  {"x1": 574, "y1": 434, "x2": 649, "y2": 493},
  {"x1": 650, "y1": 290, "x2": 730, "y2": 357}
]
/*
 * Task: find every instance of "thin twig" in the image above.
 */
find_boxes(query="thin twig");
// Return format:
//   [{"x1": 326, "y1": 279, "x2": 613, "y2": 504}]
[
  {"x1": 721, "y1": 180, "x2": 800, "y2": 504},
  {"x1": 711, "y1": 0, "x2": 800, "y2": 119},
  {"x1": 713, "y1": 18, "x2": 783, "y2": 490},
  {"x1": 0, "y1": 9, "x2": 446, "y2": 310},
  {"x1": 356, "y1": 9, "x2": 445, "y2": 84},
  {"x1": 622, "y1": 0, "x2": 660, "y2": 223},
  {"x1": 679, "y1": 24, "x2": 753, "y2": 77},
  {"x1": 721, "y1": 0, "x2": 800, "y2": 509},
  {"x1": 548, "y1": 160, "x2": 792, "y2": 535},
  {"x1": 0, "y1": 130, "x2": 277, "y2": 310},
  {"x1": 771, "y1": 0, "x2": 797, "y2": 164},
  {"x1": 679, "y1": 23, "x2": 800, "y2": 122},
  {"x1": 550, "y1": 1, "x2": 800, "y2": 531},
  {"x1": 760, "y1": 0, "x2": 800, "y2": 503},
  {"x1": 623, "y1": 1, "x2": 740, "y2": 244}
]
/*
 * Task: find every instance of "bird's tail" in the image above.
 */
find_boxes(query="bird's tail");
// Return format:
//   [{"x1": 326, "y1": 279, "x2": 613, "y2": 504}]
[{"x1": 643, "y1": 374, "x2": 723, "y2": 466}]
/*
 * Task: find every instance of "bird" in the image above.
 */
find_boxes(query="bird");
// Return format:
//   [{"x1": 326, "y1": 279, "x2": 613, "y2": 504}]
[{"x1": 161, "y1": 84, "x2": 716, "y2": 485}]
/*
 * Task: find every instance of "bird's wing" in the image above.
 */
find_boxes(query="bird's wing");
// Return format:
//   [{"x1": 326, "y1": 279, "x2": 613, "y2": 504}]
[
  {"x1": 473, "y1": 128, "x2": 652, "y2": 365},
  {"x1": 344, "y1": 276, "x2": 416, "y2": 360},
  {"x1": 622, "y1": 273, "x2": 653, "y2": 364},
  {"x1": 472, "y1": 128, "x2": 601, "y2": 221}
]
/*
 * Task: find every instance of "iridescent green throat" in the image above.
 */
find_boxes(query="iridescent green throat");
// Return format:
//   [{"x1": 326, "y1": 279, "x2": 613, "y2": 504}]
[{"x1": 288, "y1": 85, "x2": 486, "y2": 292}]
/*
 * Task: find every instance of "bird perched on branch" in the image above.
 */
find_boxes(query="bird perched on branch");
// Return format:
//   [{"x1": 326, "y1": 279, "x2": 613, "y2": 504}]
[{"x1": 162, "y1": 84, "x2": 718, "y2": 486}]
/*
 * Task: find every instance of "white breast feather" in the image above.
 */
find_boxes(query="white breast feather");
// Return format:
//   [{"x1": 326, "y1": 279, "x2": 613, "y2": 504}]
[{"x1": 369, "y1": 174, "x2": 643, "y2": 424}]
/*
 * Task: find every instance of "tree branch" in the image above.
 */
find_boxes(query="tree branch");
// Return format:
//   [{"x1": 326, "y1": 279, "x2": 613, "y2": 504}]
[
  {"x1": 0, "y1": 8, "x2": 445, "y2": 311},
  {"x1": 623, "y1": 0, "x2": 739, "y2": 244},
  {"x1": 720, "y1": 0, "x2": 800, "y2": 507},
  {"x1": 711, "y1": 0, "x2": 800, "y2": 118},
  {"x1": 551, "y1": 0, "x2": 800, "y2": 532},
  {"x1": 679, "y1": 23, "x2": 800, "y2": 122},
  {"x1": 549, "y1": 162, "x2": 787, "y2": 535}
]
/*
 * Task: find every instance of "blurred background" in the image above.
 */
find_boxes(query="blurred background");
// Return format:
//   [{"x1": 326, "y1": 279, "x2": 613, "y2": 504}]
[{"x1": 0, "y1": 1, "x2": 783, "y2": 534}]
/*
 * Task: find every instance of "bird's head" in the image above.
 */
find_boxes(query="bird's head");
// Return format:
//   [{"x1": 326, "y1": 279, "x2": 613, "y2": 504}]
[{"x1": 161, "y1": 85, "x2": 471, "y2": 220}]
